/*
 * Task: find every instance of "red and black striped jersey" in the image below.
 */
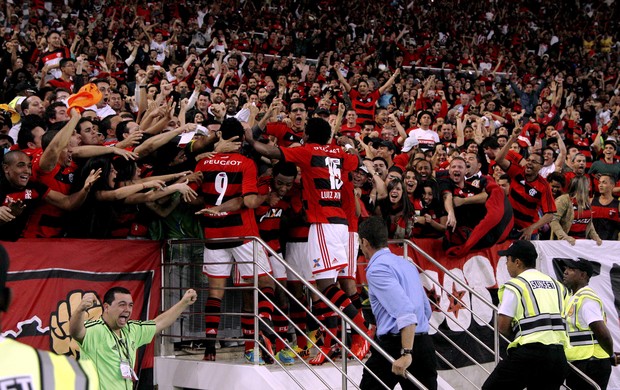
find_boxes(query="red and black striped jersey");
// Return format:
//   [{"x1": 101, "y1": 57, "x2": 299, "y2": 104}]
[
  {"x1": 24, "y1": 159, "x2": 77, "y2": 238},
  {"x1": 505, "y1": 163, "x2": 556, "y2": 230},
  {"x1": 568, "y1": 199, "x2": 592, "y2": 239},
  {"x1": 591, "y1": 197, "x2": 620, "y2": 240},
  {"x1": 349, "y1": 89, "x2": 380, "y2": 125},
  {"x1": 280, "y1": 143, "x2": 358, "y2": 225},
  {"x1": 0, "y1": 181, "x2": 50, "y2": 241},
  {"x1": 341, "y1": 178, "x2": 358, "y2": 233},
  {"x1": 194, "y1": 153, "x2": 259, "y2": 248},
  {"x1": 265, "y1": 122, "x2": 304, "y2": 147},
  {"x1": 563, "y1": 172, "x2": 593, "y2": 196},
  {"x1": 284, "y1": 184, "x2": 309, "y2": 242},
  {"x1": 488, "y1": 150, "x2": 523, "y2": 175},
  {"x1": 37, "y1": 47, "x2": 71, "y2": 71},
  {"x1": 47, "y1": 78, "x2": 74, "y2": 92},
  {"x1": 256, "y1": 197, "x2": 289, "y2": 253}
]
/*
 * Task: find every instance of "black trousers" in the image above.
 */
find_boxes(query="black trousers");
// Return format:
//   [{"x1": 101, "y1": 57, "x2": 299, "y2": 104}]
[
  {"x1": 360, "y1": 333, "x2": 437, "y2": 390},
  {"x1": 482, "y1": 343, "x2": 568, "y2": 390},
  {"x1": 566, "y1": 358, "x2": 612, "y2": 390}
]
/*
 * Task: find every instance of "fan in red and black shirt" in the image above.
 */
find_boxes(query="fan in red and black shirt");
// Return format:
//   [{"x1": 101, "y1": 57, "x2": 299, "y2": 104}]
[
  {"x1": 46, "y1": 58, "x2": 75, "y2": 92},
  {"x1": 334, "y1": 64, "x2": 400, "y2": 125},
  {"x1": 496, "y1": 128, "x2": 556, "y2": 239},
  {"x1": 260, "y1": 98, "x2": 307, "y2": 147},
  {"x1": 191, "y1": 118, "x2": 275, "y2": 362},
  {"x1": 0, "y1": 150, "x2": 96, "y2": 241},
  {"x1": 592, "y1": 173, "x2": 620, "y2": 240},
  {"x1": 247, "y1": 117, "x2": 370, "y2": 364},
  {"x1": 24, "y1": 111, "x2": 81, "y2": 238},
  {"x1": 31, "y1": 30, "x2": 71, "y2": 80}
]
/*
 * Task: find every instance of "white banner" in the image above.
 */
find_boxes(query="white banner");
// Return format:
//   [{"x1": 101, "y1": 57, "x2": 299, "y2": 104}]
[{"x1": 532, "y1": 240, "x2": 620, "y2": 390}]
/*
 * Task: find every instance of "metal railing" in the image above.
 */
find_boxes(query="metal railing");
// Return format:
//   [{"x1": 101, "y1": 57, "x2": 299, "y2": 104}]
[
  {"x1": 160, "y1": 237, "x2": 602, "y2": 390},
  {"x1": 162, "y1": 236, "x2": 427, "y2": 390}
]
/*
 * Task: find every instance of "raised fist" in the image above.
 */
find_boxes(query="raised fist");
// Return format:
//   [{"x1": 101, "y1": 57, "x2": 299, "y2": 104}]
[{"x1": 49, "y1": 290, "x2": 102, "y2": 358}]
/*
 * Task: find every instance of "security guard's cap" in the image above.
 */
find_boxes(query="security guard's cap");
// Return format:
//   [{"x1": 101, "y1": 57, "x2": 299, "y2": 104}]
[
  {"x1": 562, "y1": 258, "x2": 593, "y2": 277},
  {"x1": 498, "y1": 240, "x2": 537, "y2": 263}
]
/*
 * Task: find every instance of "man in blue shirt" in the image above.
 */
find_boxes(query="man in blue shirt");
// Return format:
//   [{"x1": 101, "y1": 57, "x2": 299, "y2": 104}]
[{"x1": 358, "y1": 216, "x2": 437, "y2": 390}]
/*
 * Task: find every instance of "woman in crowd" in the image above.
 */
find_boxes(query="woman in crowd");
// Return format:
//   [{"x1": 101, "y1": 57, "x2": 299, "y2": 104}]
[
  {"x1": 375, "y1": 178, "x2": 416, "y2": 239},
  {"x1": 412, "y1": 182, "x2": 447, "y2": 238},
  {"x1": 550, "y1": 176, "x2": 602, "y2": 245}
]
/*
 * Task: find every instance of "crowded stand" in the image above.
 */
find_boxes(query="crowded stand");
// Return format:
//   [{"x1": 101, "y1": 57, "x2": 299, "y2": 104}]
[{"x1": 1, "y1": 0, "x2": 620, "y2": 372}]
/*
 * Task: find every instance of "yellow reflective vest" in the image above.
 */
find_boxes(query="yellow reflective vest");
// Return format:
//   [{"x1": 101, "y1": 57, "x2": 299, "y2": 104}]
[
  {"x1": 563, "y1": 286, "x2": 610, "y2": 361},
  {"x1": 499, "y1": 269, "x2": 569, "y2": 350},
  {"x1": 0, "y1": 336, "x2": 99, "y2": 390}
]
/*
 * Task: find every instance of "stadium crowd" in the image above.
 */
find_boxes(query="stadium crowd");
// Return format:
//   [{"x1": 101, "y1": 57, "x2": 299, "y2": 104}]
[
  {"x1": 1, "y1": 0, "x2": 619, "y2": 243},
  {"x1": 1, "y1": 0, "x2": 620, "y2": 372}
]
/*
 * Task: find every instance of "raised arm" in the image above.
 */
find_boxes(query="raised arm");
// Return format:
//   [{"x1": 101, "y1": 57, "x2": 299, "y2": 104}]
[
  {"x1": 496, "y1": 120, "x2": 521, "y2": 171},
  {"x1": 154, "y1": 289, "x2": 197, "y2": 333},
  {"x1": 39, "y1": 109, "x2": 80, "y2": 172},
  {"x1": 551, "y1": 130, "x2": 566, "y2": 173},
  {"x1": 244, "y1": 126, "x2": 283, "y2": 160},
  {"x1": 333, "y1": 63, "x2": 351, "y2": 92},
  {"x1": 69, "y1": 292, "x2": 98, "y2": 343},
  {"x1": 378, "y1": 68, "x2": 400, "y2": 96}
]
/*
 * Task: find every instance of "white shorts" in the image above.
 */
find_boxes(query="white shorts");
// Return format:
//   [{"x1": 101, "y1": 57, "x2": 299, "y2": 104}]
[
  {"x1": 339, "y1": 232, "x2": 359, "y2": 279},
  {"x1": 270, "y1": 253, "x2": 287, "y2": 281},
  {"x1": 203, "y1": 241, "x2": 272, "y2": 281},
  {"x1": 285, "y1": 242, "x2": 314, "y2": 282},
  {"x1": 308, "y1": 223, "x2": 348, "y2": 280}
]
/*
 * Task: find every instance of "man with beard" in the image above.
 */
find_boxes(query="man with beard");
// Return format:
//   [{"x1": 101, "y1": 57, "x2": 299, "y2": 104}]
[
  {"x1": 496, "y1": 126, "x2": 556, "y2": 240},
  {"x1": 564, "y1": 153, "x2": 593, "y2": 194}
]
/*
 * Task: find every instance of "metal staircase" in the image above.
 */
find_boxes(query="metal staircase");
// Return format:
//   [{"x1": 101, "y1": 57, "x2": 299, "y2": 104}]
[{"x1": 158, "y1": 237, "x2": 600, "y2": 390}]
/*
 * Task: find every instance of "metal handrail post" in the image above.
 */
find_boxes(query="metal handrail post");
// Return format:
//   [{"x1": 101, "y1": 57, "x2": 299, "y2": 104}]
[
  {"x1": 493, "y1": 312, "x2": 500, "y2": 364},
  {"x1": 341, "y1": 316, "x2": 348, "y2": 390},
  {"x1": 253, "y1": 239, "x2": 259, "y2": 364}
]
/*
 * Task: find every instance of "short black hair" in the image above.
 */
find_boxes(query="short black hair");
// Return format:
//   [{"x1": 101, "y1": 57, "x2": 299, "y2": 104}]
[
  {"x1": 481, "y1": 137, "x2": 500, "y2": 150},
  {"x1": 219, "y1": 117, "x2": 244, "y2": 141},
  {"x1": 18, "y1": 115, "x2": 47, "y2": 149},
  {"x1": 289, "y1": 98, "x2": 306, "y2": 107},
  {"x1": 77, "y1": 117, "x2": 94, "y2": 134},
  {"x1": 305, "y1": 117, "x2": 332, "y2": 145},
  {"x1": 272, "y1": 161, "x2": 297, "y2": 178},
  {"x1": 115, "y1": 120, "x2": 131, "y2": 141},
  {"x1": 547, "y1": 171, "x2": 566, "y2": 187},
  {"x1": 372, "y1": 156, "x2": 389, "y2": 167},
  {"x1": 103, "y1": 287, "x2": 131, "y2": 305},
  {"x1": 45, "y1": 102, "x2": 67, "y2": 123},
  {"x1": 41, "y1": 130, "x2": 59, "y2": 150},
  {"x1": 498, "y1": 173, "x2": 510, "y2": 183},
  {"x1": 59, "y1": 58, "x2": 76, "y2": 68},
  {"x1": 358, "y1": 216, "x2": 389, "y2": 249}
]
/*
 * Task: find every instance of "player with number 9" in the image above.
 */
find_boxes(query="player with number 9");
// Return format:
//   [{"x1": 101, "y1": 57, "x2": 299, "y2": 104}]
[{"x1": 191, "y1": 118, "x2": 276, "y2": 362}]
